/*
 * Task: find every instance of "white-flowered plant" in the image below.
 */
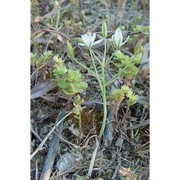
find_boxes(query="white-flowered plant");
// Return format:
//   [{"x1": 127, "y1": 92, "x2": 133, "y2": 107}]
[
  {"x1": 112, "y1": 28, "x2": 129, "y2": 49},
  {"x1": 78, "y1": 32, "x2": 103, "y2": 48},
  {"x1": 66, "y1": 22, "x2": 138, "y2": 141}
]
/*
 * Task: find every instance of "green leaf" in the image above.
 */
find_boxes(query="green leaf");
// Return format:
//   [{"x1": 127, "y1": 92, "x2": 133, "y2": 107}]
[
  {"x1": 53, "y1": 67, "x2": 68, "y2": 78},
  {"x1": 127, "y1": 94, "x2": 138, "y2": 107},
  {"x1": 66, "y1": 70, "x2": 82, "y2": 82},
  {"x1": 131, "y1": 54, "x2": 142, "y2": 64},
  {"x1": 62, "y1": 88, "x2": 75, "y2": 95},
  {"x1": 53, "y1": 55, "x2": 64, "y2": 68},
  {"x1": 58, "y1": 79, "x2": 69, "y2": 89},
  {"x1": 68, "y1": 82, "x2": 87, "y2": 94},
  {"x1": 120, "y1": 64, "x2": 138, "y2": 79},
  {"x1": 121, "y1": 85, "x2": 130, "y2": 94},
  {"x1": 108, "y1": 89, "x2": 125, "y2": 101},
  {"x1": 55, "y1": 68, "x2": 88, "y2": 95}
]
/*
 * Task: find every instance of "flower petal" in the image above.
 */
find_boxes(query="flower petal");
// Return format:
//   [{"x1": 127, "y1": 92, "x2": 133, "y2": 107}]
[
  {"x1": 81, "y1": 34, "x2": 90, "y2": 47},
  {"x1": 112, "y1": 34, "x2": 115, "y2": 44},
  {"x1": 92, "y1": 39, "x2": 103, "y2": 46},
  {"x1": 115, "y1": 28, "x2": 123, "y2": 47},
  {"x1": 78, "y1": 43, "x2": 86, "y2": 46},
  {"x1": 91, "y1": 33, "x2": 96, "y2": 43},
  {"x1": 121, "y1": 36, "x2": 129, "y2": 46}
]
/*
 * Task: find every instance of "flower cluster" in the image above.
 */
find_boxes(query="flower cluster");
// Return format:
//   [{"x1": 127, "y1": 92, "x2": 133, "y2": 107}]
[{"x1": 79, "y1": 27, "x2": 129, "y2": 49}]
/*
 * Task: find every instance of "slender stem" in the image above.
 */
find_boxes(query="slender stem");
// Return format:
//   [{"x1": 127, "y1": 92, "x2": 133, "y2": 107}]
[
  {"x1": 98, "y1": 64, "x2": 107, "y2": 140},
  {"x1": 91, "y1": 51, "x2": 102, "y2": 66},
  {"x1": 79, "y1": 112, "x2": 82, "y2": 141},
  {"x1": 89, "y1": 48, "x2": 99, "y2": 76},
  {"x1": 106, "y1": 63, "x2": 130, "y2": 86},
  {"x1": 55, "y1": 10, "x2": 60, "y2": 29},
  {"x1": 89, "y1": 48, "x2": 103, "y2": 91},
  {"x1": 106, "y1": 71, "x2": 121, "y2": 86},
  {"x1": 98, "y1": 37, "x2": 107, "y2": 140}
]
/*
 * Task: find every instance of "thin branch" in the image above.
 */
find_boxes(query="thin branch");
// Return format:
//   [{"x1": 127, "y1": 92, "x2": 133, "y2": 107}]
[{"x1": 87, "y1": 137, "x2": 99, "y2": 177}]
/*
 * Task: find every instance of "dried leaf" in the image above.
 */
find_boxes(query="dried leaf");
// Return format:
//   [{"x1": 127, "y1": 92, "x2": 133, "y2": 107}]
[
  {"x1": 142, "y1": 43, "x2": 149, "y2": 64},
  {"x1": 56, "y1": 151, "x2": 83, "y2": 172},
  {"x1": 31, "y1": 79, "x2": 57, "y2": 99},
  {"x1": 69, "y1": 124, "x2": 82, "y2": 138},
  {"x1": 56, "y1": 34, "x2": 63, "y2": 42},
  {"x1": 119, "y1": 167, "x2": 137, "y2": 180},
  {"x1": 138, "y1": 42, "x2": 150, "y2": 79},
  {"x1": 41, "y1": 95, "x2": 58, "y2": 102},
  {"x1": 138, "y1": 61, "x2": 149, "y2": 79}
]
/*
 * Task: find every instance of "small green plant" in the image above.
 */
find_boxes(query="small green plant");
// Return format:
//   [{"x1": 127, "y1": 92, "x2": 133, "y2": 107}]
[
  {"x1": 108, "y1": 85, "x2": 138, "y2": 120},
  {"x1": 53, "y1": 66, "x2": 87, "y2": 95},
  {"x1": 72, "y1": 95, "x2": 84, "y2": 140},
  {"x1": 31, "y1": 50, "x2": 53, "y2": 67},
  {"x1": 113, "y1": 50, "x2": 142, "y2": 79}
]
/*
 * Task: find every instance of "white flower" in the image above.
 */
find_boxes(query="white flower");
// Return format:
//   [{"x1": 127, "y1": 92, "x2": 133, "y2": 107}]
[
  {"x1": 112, "y1": 28, "x2": 129, "y2": 48},
  {"x1": 79, "y1": 32, "x2": 103, "y2": 48}
]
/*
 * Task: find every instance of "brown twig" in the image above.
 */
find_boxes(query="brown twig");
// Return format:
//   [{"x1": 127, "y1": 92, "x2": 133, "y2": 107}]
[{"x1": 87, "y1": 137, "x2": 99, "y2": 177}]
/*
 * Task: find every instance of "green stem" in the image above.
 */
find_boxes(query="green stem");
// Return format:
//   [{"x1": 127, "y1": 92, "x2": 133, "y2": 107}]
[
  {"x1": 98, "y1": 64, "x2": 107, "y2": 140},
  {"x1": 98, "y1": 37, "x2": 107, "y2": 141},
  {"x1": 91, "y1": 51, "x2": 102, "y2": 66},
  {"x1": 79, "y1": 113, "x2": 82, "y2": 141},
  {"x1": 55, "y1": 10, "x2": 60, "y2": 29},
  {"x1": 106, "y1": 71, "x2": 121, "y2": 86},
  {"x1": 89, "y1": 48, "x2": 99, "y2": 76},
  {"x1": 89, "y1": 48, "x2": 103, "y2": 91}
]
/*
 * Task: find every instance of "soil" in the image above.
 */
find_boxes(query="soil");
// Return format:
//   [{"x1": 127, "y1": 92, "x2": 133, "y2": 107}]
[{"x1": 31, "y1": 0, "x2": 149, "y2": 179}]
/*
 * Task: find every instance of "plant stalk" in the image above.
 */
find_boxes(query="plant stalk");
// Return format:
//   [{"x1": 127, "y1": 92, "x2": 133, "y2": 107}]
[{"x1": 98, "y1": 37, "x2": 107, "y2": 140}]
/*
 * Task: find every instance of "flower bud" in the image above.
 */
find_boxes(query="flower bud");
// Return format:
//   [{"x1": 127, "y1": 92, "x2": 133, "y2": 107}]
[{"x1": 102, "y1": 22, "x2": 107, "y2": 38}]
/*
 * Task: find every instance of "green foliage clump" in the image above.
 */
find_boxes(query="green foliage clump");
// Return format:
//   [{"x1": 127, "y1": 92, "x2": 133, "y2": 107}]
[
  {"x1": 31, "y1": 51, "x2": 53, "y2": 67},
  {"x1": 113, "y1": 50, "x2": 142, "y2": 79},
  {"x1": 53, "y1": 55, "x2": 65, "y2": 68},
  {"x1": 108, "y1": 85, "x2": 138, "y2": 107},
  {"x1": 53, "y1": 65, "x2": 87, "y2": 95},
  {"x1": 133, "y1": 25, "x2": 149, "y2": 36},
  {"x1": 64, "y1": 19, "x2": 83, "y2": 34}
]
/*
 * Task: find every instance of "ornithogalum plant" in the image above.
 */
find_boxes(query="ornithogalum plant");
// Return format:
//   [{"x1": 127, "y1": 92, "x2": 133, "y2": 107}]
[{"x1": 66, "y1": 22, "x2": 139, "y2": 141}]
